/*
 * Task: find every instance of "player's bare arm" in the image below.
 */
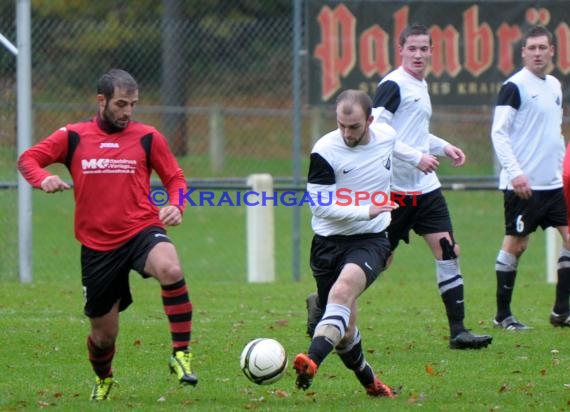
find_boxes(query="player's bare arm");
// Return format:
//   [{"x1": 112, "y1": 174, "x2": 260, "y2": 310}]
[
  {"x1": 511, "y1": 174, "x2": 532, "y2": 199},
  {"x1": 369, "y1": 202, "x2": 399, "y2": 219},
  {"x1": 444, "y1": 144, "x2": 466, "y2": 167},
  {"x1": 417, "y1": 153, "x2": 439, "y2": 174},
  {"x1": 40, "y1": 175, "x2": 71, "y2": 193},
  {"x1": 159, "y1": 205, "x2": 183, "y2": 226}
]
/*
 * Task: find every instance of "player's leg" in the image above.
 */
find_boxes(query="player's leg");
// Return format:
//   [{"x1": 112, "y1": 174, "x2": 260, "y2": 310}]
[
  {"x1": 88, "y1": 303, "x2": 120, "y2": 400},
  {"x1": 493, "y1": 234, "x2": 531, "y2": 330},
  {"x1": 493, "y1": 190, "x2": 539, "y2": 330},
  {"x1": 81, "y1": 245, "x2": 129, "y2": 400},
  {"x1": 304, "y1": 252, "x2": 394, "y2": 338},
  {"x1": 294, "y1": 262, "x2": 364, "y2": 390},
  {"x1": 424, "y1": 230, "x2": 492, "y2": 348},
  {"x1": 305, "y1": 291, "x2": 322, "y2": 338},
  {"x1": 546, "y1": 188, "x2": 570, "y2": 327},
  {"x1": 417, "y1": 190, "x2": 492, "y2": 348},
  {"x1": 336, "y1": 320, "x2": 394, "y2": 397},
  {"x1": 335, "y1": 235, "x2": 394, "y2": 396},
  {"x1": 551, "y1": 225, "x2": 570, "y2": 327},
  {"x1": 137, "y1": 229, "x2": 197, "y2": 386}
]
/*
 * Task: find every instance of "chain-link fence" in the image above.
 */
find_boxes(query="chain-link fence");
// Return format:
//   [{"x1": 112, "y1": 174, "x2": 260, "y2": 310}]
[
  {"x1": 1, "y1": 1, "x2": 312, "y2": 283},
  {"x1": 1, "y1": 1, "x2": 562, "y2": 283}
]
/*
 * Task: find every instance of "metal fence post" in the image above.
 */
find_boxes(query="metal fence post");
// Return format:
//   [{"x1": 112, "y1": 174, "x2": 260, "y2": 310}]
[{"x1": 209, "y1": 105, "x2": 225, "y2": 172}]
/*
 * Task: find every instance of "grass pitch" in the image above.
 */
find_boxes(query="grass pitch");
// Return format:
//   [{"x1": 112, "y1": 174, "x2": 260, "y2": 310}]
[{"x1": 1, "y1": 191, "x2": 570, "y2": 411}]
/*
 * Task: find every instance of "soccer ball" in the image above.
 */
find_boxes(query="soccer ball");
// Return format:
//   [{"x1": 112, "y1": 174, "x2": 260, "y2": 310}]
[{"x1": 240, "y1": 338, "x2": 288, "y2": 385}]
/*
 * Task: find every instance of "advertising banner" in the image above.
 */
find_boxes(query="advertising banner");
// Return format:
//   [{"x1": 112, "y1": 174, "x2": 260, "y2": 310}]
[{"x1": 307, "y1": 0, "x2": 570, "y2": 105}]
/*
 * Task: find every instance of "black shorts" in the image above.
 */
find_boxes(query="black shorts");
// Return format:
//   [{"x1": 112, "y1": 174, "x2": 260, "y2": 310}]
[
  {"x1": 388, "y1": 188, "x2": 452, "y2": 250},
  {"x1": 503, "y1": 189, "x2": 567, "y2": 236},
  {"x1": 81, "y1": 226, "x2": 172, "y2": 318},
  {"x1": 310, "y1": 232, "x2": 391, "y2": 309}
]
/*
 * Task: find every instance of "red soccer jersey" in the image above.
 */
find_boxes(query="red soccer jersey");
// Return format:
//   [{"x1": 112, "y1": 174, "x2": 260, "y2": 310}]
[
  {"x1": 18, "y1": 116, "x2": 188, "y2": 251},
  {"x1": 563, "y1": 143, "x2": 570, "y2": 227}
]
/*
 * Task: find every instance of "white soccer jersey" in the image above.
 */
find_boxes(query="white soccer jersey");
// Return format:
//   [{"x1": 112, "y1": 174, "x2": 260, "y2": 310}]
[
  {"x1": 307, "y1": 122, "x2": 396, "y2": 236},
  {"x1": 372, "y1": 66, "x2": 449, "y2": 193},
  {"x1": 491, "y1": 67, "x2": 564, "y2": 190}
]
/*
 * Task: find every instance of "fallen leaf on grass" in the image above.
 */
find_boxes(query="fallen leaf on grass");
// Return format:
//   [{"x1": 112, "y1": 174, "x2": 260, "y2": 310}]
[{"x1": 425, "y1": 363, "x2": 444, "y2": 376}]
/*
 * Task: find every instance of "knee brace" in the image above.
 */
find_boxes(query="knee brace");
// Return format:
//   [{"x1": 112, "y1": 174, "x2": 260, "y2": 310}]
[{"x1": 440, "y1": 237, "x2": 457, "y2": 260}]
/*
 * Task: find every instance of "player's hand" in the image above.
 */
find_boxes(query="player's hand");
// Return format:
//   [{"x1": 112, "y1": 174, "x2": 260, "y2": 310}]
[
  {"x1": 416, "y1": 154, "x2": 439, "y2": 174},
  {"x1": 40, "y1": 175, "x2": 71, "y2": 193},
  {"x1": 369, "y1": 202, "x2": 399, "y2": 219},
  {"x1": 511, "y1": 175, "x2": 532, "y2": 199},
  {"x1": 159, "y1": 205, "x2": 183, "y2": 226},
  {"x1": 444, "y1": 144, "x2": 466, "y2": 167}
]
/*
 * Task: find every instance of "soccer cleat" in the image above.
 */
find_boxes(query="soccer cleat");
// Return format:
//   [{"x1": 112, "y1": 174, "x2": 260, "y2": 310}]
[
  {"x1": 306, "y1": 292, "x2": 322, "y2": 338},
  {"x1": 493, "y1": 315, "x2": 532, "y2": 331},
  {"x1": 550, "y1": 311, "x2": 570, "y2": 327},
  {"x1": 365, "y1": 376, "x2": 394, "y2": 397},
  {"x1": 449, "y1": 330, "x2": 493, "y2": 349},
  {"x1": 169, "y1": 349, "x2": 198, "y2": 386},
  {"x1": 90, "y1": 376, "x2": 116, "y2": 401},
  {"x1": 293, "y1": 353, "x2": 318, "y2": 390}
]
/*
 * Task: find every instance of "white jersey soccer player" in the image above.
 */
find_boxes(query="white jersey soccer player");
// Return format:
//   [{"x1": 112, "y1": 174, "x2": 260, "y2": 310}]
[
  {"x1": 307, "y1": 122, "x2": 396, "y2": 237},
  {"x1": 372, "y1": 65, "x2": 450, "y2": 194},
  {"x1": 491, "y1": 67, "x2": 564, "y2": 191},
  {"x1": 490, "y1": 25, "x2": 570, "y2": 331},
  {"x1": 370, "y1": 24, "x2": 492, "y2": 349},
  {"x1": 294, "y1": 90, "x2": 397, "y2": 397}
]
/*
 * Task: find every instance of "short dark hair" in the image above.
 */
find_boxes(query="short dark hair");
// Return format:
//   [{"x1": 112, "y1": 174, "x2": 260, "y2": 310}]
[
  {"x1": 336, "y1": 89, "x2": 372, "y2": 118},
  {"x1": 96, "y1": 69, "x2": 138, "y2": 100},
  {"x1": 399, "y1": 24, "x2": 430, "y2": 47},
  {"x1": 522, "y1": 25, "x2": 553, "y2": 47}
]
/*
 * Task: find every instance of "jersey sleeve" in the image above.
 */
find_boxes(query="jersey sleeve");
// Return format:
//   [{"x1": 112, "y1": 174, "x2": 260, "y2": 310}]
[
  {"x1": 150, "y1": 132, "x2": 188, "y2": 213},
  {"x1": 491, "y1": 82, "x2": 523, "y2": 180},
  {"x1": 393, "y1": 140, "x2": 422, "y2": 166},
  {"x1": 307, "y1": 152, "x2": 370, "y2": 222},
  {"x1": 372, "y1": 80, "x2": 400, "y2": 125},
  {"x1": 428, "y1": 133, "x2": 450, "y2": 157},
  {"x1": 17, "y1": 127, "x2": 70, "y2": 188}
]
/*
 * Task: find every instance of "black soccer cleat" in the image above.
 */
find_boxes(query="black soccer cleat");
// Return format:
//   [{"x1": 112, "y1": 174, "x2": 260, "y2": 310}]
[
  {"x1": 449, "y1": 330, "x2": 493, "y2": 350},
  {"x1": 550, "y1": 311, "x2": 570, "y2": 327},
  {"x1": 493, "y1": 315, "x2": 532, "y2": 331},
  {"x1": 306, "y1": 292, "x2": 322, "y2": 338}
]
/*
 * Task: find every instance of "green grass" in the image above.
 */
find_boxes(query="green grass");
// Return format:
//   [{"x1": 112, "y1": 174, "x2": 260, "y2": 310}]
[{"x1": 2, "y1": 191, "x2": 570, "y2": 411}]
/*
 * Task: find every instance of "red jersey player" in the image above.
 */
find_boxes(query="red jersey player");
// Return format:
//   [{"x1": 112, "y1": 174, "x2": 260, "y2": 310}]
[{"x1": 18, "y1": 69, "x2": 197, "y2": 400}]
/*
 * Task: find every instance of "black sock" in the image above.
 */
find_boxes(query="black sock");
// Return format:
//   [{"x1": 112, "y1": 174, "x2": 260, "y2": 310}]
[
  {"x1": 554, "y1": 265, "x2": 570, "y2": 314},
  {"x1": 441, "y1": 285, "x2": 465, "y2": 337},
  {"x1": 337, "y1": 339, "x2": 375, "y2": 387},
  {"x1": 308, "y1": 336, "x2": 335, "y2": 366},
  {"x1": 496, "y1": 270, "x2": 516, "y2": 320}
]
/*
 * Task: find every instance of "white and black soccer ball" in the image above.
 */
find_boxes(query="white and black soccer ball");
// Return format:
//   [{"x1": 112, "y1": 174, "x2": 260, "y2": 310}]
[{"x1": 240, "y1": 338, "x2": 288, "y2": 385}]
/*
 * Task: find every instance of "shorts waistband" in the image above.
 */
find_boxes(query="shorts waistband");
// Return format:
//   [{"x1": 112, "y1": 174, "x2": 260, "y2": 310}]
[{"x1": 315, "y1": 231, "x2": 388, "y2": 241}]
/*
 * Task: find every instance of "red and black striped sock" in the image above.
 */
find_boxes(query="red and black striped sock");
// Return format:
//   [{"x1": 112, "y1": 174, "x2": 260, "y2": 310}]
[
  {"x1": 161, "y1": 278, "x2": 193, "y2": 353},
  {"x1": 87, "y1": 336, "x2": 115, "y2": 379}
]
